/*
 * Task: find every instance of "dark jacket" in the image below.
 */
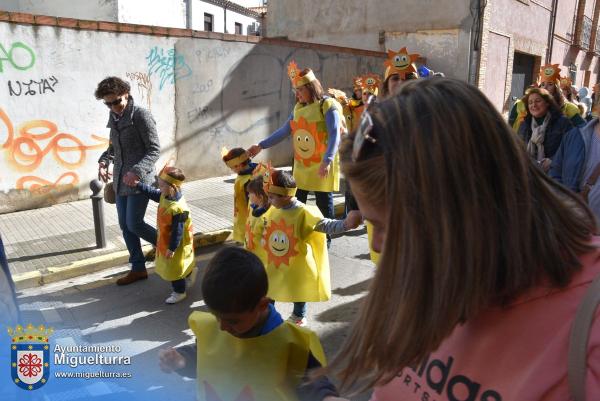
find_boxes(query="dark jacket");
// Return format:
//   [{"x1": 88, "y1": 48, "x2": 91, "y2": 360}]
[
  {"x1": 550, "y1": 118, "x2": 600, "y2": 194},
  {"x1": 518, "y1": 109, "x2": 574, "y2": 159},
  {"x1": 98, "y1": 96, "x2": 160, "y2": 196}
]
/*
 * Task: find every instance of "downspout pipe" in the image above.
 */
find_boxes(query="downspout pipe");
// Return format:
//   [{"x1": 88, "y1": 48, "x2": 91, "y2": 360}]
[
  {"x1": 185, "y1": 0, "x2": 192, "y2": 29},
  {"x1": 546, "y1": 0, "x2": 558, "y2": 64}
]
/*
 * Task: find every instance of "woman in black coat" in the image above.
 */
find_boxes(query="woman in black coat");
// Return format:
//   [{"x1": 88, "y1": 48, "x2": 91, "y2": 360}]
[{"x1": 518, "y1": 87, "x2": 573, "y2": 173}]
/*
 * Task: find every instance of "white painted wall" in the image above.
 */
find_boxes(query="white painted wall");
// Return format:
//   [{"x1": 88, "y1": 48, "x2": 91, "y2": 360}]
[
  {"x1": 0, "y1": 22, "x2": 177, "y2": 212},
  {"x1": 230, "y1": 0, "x2": 265, "y2": 8},
  {"x1": 118, "y1": 0, "x2": 186, "y2": 28},
  {"x1": 225, "y1": 10, "x2": 257, "y2": 35},
  {"x1": 191, "y1": 0, "x2": 224, "y2": 32},
  {"x1": 6, "y1": 0, "x2": 118, "y2": 21}
]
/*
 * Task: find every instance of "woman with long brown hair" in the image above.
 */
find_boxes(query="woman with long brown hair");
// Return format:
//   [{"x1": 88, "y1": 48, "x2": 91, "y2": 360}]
[{"x1": 330, "y1": 78, "x2": 600, "y2": 400}]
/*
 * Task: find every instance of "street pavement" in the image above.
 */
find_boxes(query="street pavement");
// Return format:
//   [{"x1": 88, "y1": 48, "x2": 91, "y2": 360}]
[
  {"x1": 0, "y1": 172, "x2": 345, "y2": 288},
  {"x1": 9, "y1": 229, "x2": 375, "y2": 401}
]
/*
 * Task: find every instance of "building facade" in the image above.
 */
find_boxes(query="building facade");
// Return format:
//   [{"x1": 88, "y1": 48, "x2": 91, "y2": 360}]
[
  {"x1": 266, "y1": 0, "x2": 600, "y2": 114},
  {"x1": 1, "y1": 0, "x2": 264, "y2": 35}
]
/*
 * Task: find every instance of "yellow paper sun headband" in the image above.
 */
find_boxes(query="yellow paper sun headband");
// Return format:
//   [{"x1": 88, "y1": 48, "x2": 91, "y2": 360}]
[
  {"x1": 221, "y1": 146, "x2": 250, "y2": 168},
  {"x1": 159, "y1": 171, "x2": 183, "y2": 187},
  {"x1": 267, "y1": 185, "x2": 297, "y2": 197},
  {"x1": 539, "y1": 63, "x2": 561, "y2": 84},
  {"x1": 384, "y1": 47, "x2": 420, "y2": 80},
  {"x1": 559, "y1": 75, "x2": 572, "y2": 88},
  {"x1": 288, "y1": 60, "x2": 316, "y2": 89}
]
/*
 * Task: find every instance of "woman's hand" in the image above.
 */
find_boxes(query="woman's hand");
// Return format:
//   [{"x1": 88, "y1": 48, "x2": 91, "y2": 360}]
[
  {"x1": 319, "y1": 161, "x2": 330, "y2": 178},
  {"x1": 165, "y1": 250, "x2": 174, "y2": 259},
  {"x1": 158, "y1": 348, "x2": 185, "y2": 373},
  {"x1": 247, "y1": 145, "x2": 262, "y2": 158},
  {"x1": 540, "y1": 158, "x2": 552, "y2": 173},
  {"x1": 123, "y1": 171, "x2": 140, "y2": 187},
  {"x1": 98, "y1": 162, "x2": 111, "y2": 183}
]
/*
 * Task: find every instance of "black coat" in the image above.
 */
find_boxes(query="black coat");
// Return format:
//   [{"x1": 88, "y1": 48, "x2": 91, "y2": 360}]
[
  {"x1": 98, "y1": 96, "x2": 161, "y2": 196},
  {"x1": 518, "y1": 110, "x2": 573, "y2": 159}
]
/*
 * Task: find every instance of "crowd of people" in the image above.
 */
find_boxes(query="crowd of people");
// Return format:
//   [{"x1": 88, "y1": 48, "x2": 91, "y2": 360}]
[{"x1": 2, "y1": 45, "x2": 599, "y2": 400}]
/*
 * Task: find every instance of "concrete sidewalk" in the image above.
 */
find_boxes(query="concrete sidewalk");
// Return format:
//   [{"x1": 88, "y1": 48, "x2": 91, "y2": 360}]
[{"x1": 0, "y1": 173, "x2": 345, "y2": 289}]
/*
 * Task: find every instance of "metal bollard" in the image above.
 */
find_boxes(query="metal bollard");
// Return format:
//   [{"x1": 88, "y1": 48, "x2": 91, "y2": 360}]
[{"x1": 89, "y1": 179, "x2": 107, "y2": 249}]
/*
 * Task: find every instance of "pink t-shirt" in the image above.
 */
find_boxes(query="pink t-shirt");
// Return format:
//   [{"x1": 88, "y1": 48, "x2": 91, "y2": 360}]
[{"x1": 371, "y1": 240, "x2": 600, "y2": 401}]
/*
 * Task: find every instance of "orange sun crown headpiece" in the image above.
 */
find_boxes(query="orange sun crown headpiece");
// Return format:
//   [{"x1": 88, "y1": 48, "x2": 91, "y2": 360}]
[
  {"x1": 539, "y1": 64, "x2": 561, "y2": 84},
  {"x1": 262, "y1": 164, "x2": 297, "y2": 197},
  {"x1": 559, "y1": 75, "x2": 573, "y2": 88},
  {"x1": 384, "y1": 47, "x2": 420, "y2": 80},
  {"x1": 360, "y1": 73, "x2": 381, "y2": 96},
  {"x1": 287, "y1": 60, "x2": 316, "y2": 89}
]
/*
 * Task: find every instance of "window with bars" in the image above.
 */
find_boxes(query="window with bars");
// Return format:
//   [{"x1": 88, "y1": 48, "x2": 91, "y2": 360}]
[{"x1": 204, "y1": 13, "x2": 213, "y2": 32}]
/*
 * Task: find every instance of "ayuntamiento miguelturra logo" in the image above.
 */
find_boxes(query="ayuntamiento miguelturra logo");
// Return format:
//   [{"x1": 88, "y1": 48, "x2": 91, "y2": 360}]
[{"x1": 8, "y1": 324, "x2": 53, "y2": 391}]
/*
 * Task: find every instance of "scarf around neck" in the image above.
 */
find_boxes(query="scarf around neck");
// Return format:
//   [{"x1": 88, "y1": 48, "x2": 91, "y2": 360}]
[{"x1": 527, "y1": 113, "x2": 551, "y2": 161}]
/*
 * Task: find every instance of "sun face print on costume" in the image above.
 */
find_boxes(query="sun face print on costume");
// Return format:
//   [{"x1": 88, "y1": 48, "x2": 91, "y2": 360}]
[
  {"x1": 384, "y1": 47, "x2": 419, "y2": 79},
  {"x1": 540, "y1": 63, "x2": 560, "y2": 83},
  {"x1": 264, "y1": 218, "x2": 298, "y2": 268},
  {"x1": 290, "y1": 117, "x2": 327, "y2": 166}
]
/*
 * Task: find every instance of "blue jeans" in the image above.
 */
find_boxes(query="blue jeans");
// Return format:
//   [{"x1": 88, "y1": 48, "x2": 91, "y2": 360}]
[
  {"x1": 293, "y1": 302, "x2": 307, "y2": 318},
  {"x1": 116, "y1": 193, "x2": 157, "y2": 272},
  {"x1": 172, "y1": 279, "x2": 186, "y2": 294}
]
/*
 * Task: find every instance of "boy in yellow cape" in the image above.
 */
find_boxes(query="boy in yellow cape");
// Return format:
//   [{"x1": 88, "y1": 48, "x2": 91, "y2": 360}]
[
  {"x1": 263, "y1": 169, "x2": 362, "y2": 326},
  {"x1": 244, "y1": 173, "x2": 271, "y2": 267},
  {"x1": 222, "y1": 147, "x2": 257, "y2": 243},
  {"x1": 158, "y1": 247, "x2": 344, "y2": 401},
  {"x1": 131, "y1": 166, "x2": 196, "y2": 304}
]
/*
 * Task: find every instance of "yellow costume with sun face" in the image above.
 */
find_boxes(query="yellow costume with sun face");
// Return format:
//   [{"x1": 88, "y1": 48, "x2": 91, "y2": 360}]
[
  {"x1": 233, "y1": 173, "x2": 253, "y2": 243},
  {"x1": 262, "y1": 204, "x2": 330, "y2": 302},
  {"x1": 189, "y1": 311, "x2": 326, "y2": 401},
  {"x1": 244, "y1": 205, "x2": 270, "y2": 267},
  {"x1": 155, "y1": 196, "x2": 195, "y2": 281},
  {"x1": 291, "y1": 98, "x2": 342, "y2": 192},
  {"x1": 365, "y1": 221, "x2": 380, "y2": 265}
]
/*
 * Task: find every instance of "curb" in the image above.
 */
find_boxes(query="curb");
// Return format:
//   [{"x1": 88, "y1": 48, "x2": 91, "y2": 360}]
[
  {"x1": 12, "y1": 200, "x2": 347, "y2": 290},
  {"x1": 13, "y1": 229, "x2": 232, "y2": 290}
]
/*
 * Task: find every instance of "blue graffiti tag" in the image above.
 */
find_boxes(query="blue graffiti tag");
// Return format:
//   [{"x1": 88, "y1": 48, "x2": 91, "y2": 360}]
[{"x1": 146, "y1": 46, "x2": 192, "y2": 90}]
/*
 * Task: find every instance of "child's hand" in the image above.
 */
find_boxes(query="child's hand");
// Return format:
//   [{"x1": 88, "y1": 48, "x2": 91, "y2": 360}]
[
  {"x1": 343, "y1": 210, "x2": 363, "y2": 230},
  {"x1": 158, "y1": 348, "x2": 185, "y2": 373},
  {"x1": 247, "y1": 145, "x2": 262, "y2": 158},
  {"x1": 165, "y1": 250, "x2": 174, "y2": 259}
]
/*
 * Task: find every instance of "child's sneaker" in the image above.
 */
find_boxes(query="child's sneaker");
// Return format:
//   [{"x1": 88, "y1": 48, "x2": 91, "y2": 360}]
[
  {"x1": 287, "y1": 313, "x2": 308, "y2": 327},
  {"x1": 185, "y1": 267, "x2": 198, "y2": 287},
  {"x1": 165, "y1": 291, "x2": 187, "y2": 304}
]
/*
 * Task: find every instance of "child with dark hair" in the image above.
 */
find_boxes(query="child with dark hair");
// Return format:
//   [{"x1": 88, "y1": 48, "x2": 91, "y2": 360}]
[
  {"x1": 263, "y1": 169, "x2": 362, "y2": 326},
  {"x1": 222, "y1": 148, "x2": 257, "y2": 243},
  {"x1": 158, "y1": 247, "x2": 343, "y2": 401},
  {"x1": 129, "y1": 165, "x2": 195, "y2": 304},
  {"x1": 244, "y1": 175, "x2": 271, "y2": 266}
]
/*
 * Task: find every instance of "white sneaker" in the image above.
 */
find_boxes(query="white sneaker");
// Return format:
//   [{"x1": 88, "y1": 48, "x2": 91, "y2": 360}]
[
  {"x1": 165, "y1": 291, "x2": 187, "y2": 304},
  {"x1": 185, "y1": 268, "x2": 198, "y2": 287},
  {"x1": 287, "y1": 313, "x2": 308, "y2": 327}
]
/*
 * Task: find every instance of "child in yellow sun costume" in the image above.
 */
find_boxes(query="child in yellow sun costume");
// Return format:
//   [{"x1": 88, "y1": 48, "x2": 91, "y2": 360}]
[
  {"x1": 262, "y1": 168, "x2": 362, "y2": 326},
  {"x1": 158, "y1": 247, "x2": 341, "y2": 401},
  {"x1": 243, "y1": 166, "x2": 271, "y2": 267},
  {"x1": 132, "y1": 165, "x2": 195, "y2": 304},
  {"x1": 222, "y1": 147, "x2": 257, "y2": 243},
  {"x1": 247, "y1": 61, "x2": 345, "y2": 249}
]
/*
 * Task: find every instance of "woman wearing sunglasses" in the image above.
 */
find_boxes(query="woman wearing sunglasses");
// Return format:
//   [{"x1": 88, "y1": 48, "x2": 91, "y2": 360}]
[
  {"x1": 247, "y1": 62, "x2": 344, "y2": 246},
  {"x1": 95, "y1": 76, "x2": 160, "y2": 286},
  {"x1": 328, "y1": 78, "x2": 600, "y2": 400}
]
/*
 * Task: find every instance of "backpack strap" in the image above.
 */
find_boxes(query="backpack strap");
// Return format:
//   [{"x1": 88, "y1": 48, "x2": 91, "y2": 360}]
[{"x1": 568, "y1": 272, "x2": 600, "y2": 401}]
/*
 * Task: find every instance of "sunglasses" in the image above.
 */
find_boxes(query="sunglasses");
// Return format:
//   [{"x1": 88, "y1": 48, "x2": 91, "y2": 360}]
[
  {"x1": 352, "y1": 95, "x2": 377, "y2": 162},
  {"x1": 104, "y1": 97, "x2": 123, "y2": 107}
]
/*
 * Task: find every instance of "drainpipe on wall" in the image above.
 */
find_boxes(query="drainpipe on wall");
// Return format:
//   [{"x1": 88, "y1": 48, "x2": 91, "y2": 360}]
[
  {"x1": 467, "y1": 0, "x2": 485, "y2": 85},
  {"x1": 546, "y1": 0, "x2": 558, "y2": 64},
  {"x1": 224, "y1": 3, "x2": 227, "y2": 33},
  {"x1": 185, "y1": 0, "x2": 192, "y2": 29}
]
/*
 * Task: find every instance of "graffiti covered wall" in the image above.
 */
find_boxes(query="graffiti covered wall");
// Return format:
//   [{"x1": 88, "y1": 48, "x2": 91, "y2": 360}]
[{"x1": 0, "y1": 17, "x2": 383, "y2": 214}]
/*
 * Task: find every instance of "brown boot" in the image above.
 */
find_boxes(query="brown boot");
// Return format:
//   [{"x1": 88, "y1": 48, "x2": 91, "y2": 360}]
[{"x1": 116, "y1": 270, "x2": 148, "y2": 286}]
